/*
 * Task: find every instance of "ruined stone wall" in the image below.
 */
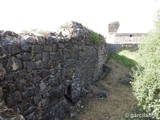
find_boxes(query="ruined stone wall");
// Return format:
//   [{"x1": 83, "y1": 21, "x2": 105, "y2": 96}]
[
  {"x1": 108, "y1": 33, "x2": 146, "y2": 53},
  {"x1": 114, "y1": 33, "x2": 146, "y2": 44},
  {"x1": 108, "y1": 43, "x2": 138, "y2": 53},
  {"x1": 107, "y1": 21, "x2": 147, "y2": 53},
  {"x1": 0, "y1": 22, "x2": 108, "y2": 120}
]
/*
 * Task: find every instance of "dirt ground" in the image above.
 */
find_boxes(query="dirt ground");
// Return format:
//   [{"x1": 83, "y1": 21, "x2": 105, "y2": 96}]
[{"x1": 74, "y1": 59, "x2": 138, "y2": 120}]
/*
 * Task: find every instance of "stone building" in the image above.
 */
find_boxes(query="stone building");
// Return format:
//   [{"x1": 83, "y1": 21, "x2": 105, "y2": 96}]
[{"x1": 107, "y1": 21, "x2": 147, "y2": 52}]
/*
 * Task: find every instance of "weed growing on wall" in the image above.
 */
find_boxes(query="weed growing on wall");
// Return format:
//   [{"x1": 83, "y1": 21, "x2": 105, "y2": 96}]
[
  {"x1": 90, "y1": 31, "x2": 100, "y2": 44},
  {"x1": 110, "y1": 52, "x2": 137, "y2": 68},
  {"x1": 31, "y1": 49, "x2": 35, "y2": 60}
]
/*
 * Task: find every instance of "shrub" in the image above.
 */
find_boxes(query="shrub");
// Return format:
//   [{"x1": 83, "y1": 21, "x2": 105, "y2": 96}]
[{"x1": 131, "y1": 10, "x2": 160, "y2": 119}]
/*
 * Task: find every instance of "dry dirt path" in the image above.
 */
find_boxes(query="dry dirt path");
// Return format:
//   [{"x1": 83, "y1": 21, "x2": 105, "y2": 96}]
[{"x1": 75, "y1": 59, "x2": 138, "y2": 120}]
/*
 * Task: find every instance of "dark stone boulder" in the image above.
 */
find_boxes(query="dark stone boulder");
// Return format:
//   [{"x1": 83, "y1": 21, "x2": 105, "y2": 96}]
[
  {"x1": 95, "y1": 89, "x2": 107, "y2": 99},
  {"x1": 65, "y1": 78, "x2": 84, "y2": 103}
]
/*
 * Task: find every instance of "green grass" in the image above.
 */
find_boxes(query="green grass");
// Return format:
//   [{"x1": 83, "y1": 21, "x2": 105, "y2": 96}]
[
  {"x1": 118, "y1": 50, "x2": 139, "y2": 61},
  {"x1": 110, "y1": 50, "x2": 138, "y2": 68}
]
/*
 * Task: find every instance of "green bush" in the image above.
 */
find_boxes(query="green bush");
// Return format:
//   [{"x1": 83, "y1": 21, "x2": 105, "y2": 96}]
[
  {"x1": 131, "y1": 10, "x2": 160, "y2": 119},
  {"x1": 90, "y1": 31, "x2": 100, "y2": 44}
]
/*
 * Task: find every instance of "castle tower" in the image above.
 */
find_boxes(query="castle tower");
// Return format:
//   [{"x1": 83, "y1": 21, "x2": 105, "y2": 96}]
[{"x1": 108, "y1": 21, "x2": 120, "y2": 35}]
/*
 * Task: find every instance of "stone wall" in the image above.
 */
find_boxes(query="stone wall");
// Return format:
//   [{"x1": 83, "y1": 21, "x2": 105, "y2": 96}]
[
  {"x1": 108, "y1": 33, "x2": 146, "y2": 53},
  {"x1": 0, "y1": 21, "x2": 108, "y2": 120},
  {"x1": 107, "y1": 21, "x2": 147, "y2": 53},
  {"x1": 108, "y1": 43, "x2": 138, "y2": 53},
  {"x1": 114, "y1": 33, "x2": 146, "y2": 44}
]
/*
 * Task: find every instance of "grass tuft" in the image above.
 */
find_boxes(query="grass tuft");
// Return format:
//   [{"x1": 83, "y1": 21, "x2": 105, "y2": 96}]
[
  {"x1": 110, "y1": 53, "x2": 137, "y2": 69},
  {"x1": 89, "y1": 31, "x2": 100, "y2": 44}
]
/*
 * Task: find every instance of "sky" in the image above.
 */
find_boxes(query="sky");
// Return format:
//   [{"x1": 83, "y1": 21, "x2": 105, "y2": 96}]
[{"x1": 0, "y1": 0, "x2": 160, "y2": 35}]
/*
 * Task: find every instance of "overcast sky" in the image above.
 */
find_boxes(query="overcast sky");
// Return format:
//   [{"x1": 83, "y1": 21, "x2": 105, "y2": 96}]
[{"x1": 0, "y1": 0, "x2": 160, "y2": 35}]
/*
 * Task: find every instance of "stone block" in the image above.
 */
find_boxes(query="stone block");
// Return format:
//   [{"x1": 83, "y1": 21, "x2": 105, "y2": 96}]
[
  {"x1": 6, "y1": 57, "x2": 22, "y2": 72},
  {"x1": 22, "y1": 53, "x2": 32, "y2": 61},
  {"x1": 38, "y1": 69, "x2": 50, "y2": 78},
  {"x1": 41, "y1": 98, "x2": 49, "y2": 107},
  {"x1": 44, "y1": 98, "x2": 69, "y2": 120},
  {"x1": 15, "y1": 79, "x2": 26, "y2": 90},
  {"x1": 43, "y1": 45, "x2": 52, "y2": 52},
  {"x1": 0, "y1": 45, "x2": 7, "y2": 59},
  {"x1": 33, "y1": 94, "x2": 41, "y2": 105},
  {"x1": 21, "y1": 40, "x2": 31, "y2": 52},
  {"x1": 26, "y1": 36, "x2": 37, "y2": 44},
  {"x1": 8, "y1": 42, "x2": 21, "y2": 55},
  {"x1": 42, "y1": 52, "x2": 49, "y2": 61},
  {"x1": 33, "y1": 76, "x2": 42, "y2": 83},
  {"x1": 14, "y1": 91, "x2": 22, "y2": 102},
  {"x1": 39, "y1": 81, "x2": 46, "y2": 92},
  {"x1": 26, "y1": 61, "x2": 36, "y2": 72},
  {"x1": 35, "y1": 60, "x2": 43, "y2": 69},
  {"x1": 32, "y1": 45, "x2": 42, "y2": 54},
  {"x1": 0, "y1": 63, "x2": 6, "y2": 80},
  {"x1": 63, "y1": 78, "x2": 83, "y2": 103},
  {"x1": 35, "y1": 53, "x2": 42, "y2": 60}
]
